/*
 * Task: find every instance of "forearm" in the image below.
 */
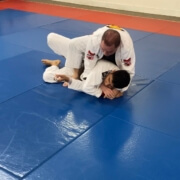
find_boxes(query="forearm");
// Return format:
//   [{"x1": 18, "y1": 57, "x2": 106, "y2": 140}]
[
  {"x1": 68, "y1": 79, "x2": 102, "y2": 98},
  {"x1": 68, "y1": 79, "x2": 84, "y2": 92},
  {"x1": 82, "y1": 85, "x2": 102, "y2": 98}
]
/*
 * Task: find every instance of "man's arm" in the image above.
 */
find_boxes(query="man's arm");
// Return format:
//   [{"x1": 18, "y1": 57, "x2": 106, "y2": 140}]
[
  {"x1": 55, "y1": 74, "x2": 84, "y2": 92},
  {"x1": 117, "y1": 30, "x2": 136, "y2": 79},
  {"x1": 81, "y1": 36, "x2": 100, "y2": 79},
  {"x1": 55, "y1": 74, "x2": 70, "y2": 82},
  {"x1": 55, "y1": 74, "x2": 103, "y2": 97}
]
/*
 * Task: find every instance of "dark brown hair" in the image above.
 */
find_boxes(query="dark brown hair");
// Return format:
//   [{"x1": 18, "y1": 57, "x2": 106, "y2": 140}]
[{"x1": 102, "y1": 29, "x2": 121, "y2": 48}]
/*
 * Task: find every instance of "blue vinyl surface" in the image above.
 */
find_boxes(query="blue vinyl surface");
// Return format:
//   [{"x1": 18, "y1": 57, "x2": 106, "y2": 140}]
[
  {"x1": 111, "y1": 80, "x2": 180, "y2": 139},
  {"x1": 158, "y1": 62, "x2": 180, "y2": 85},
  {"x1": 134, "y1": 33, "x2": 180, "y2": 79},
  {"x1": 41, "y1": 19, "x2": 103, "y2": 37},
  {"x1": 0, "y1": 170, "x2": 17, "y2": 180},
  {"x1": 1, "y1": 8, "x2": 180, "y2": 180},
  {"x1": 0, "y1": 79, "x2": 149, "y2": 177},
  {"x1": 0, "y1": 51, "x2": 60, "y2": 103},
  {"x1": 1, "y1": 28, "x2": 56, "y2": 54},
  {"x1": 0, "y1": 38, "x2": 31, "y2": 61},
  {"x1": 124, "y1": 28, "x2": 152, "y2": 42},
  {"x1": 24, "y1": 115, "x2": 180, "y2": 180},
  {"x1": 0, "y1": 9, "x2": 34, "y2": 17},
  {"x1": 0, "y1": 9, "x2": 65, "y2": 36}
]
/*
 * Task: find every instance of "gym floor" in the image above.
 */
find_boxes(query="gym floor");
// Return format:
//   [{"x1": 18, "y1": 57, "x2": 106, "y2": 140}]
[{"x1": 0, "y1": 0, "x2": 180, "y2": 179}]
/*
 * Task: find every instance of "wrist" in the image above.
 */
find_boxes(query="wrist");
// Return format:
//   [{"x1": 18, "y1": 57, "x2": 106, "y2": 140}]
[{"x1": 68, "y1": 78, "x2": 72, "y2": 84}]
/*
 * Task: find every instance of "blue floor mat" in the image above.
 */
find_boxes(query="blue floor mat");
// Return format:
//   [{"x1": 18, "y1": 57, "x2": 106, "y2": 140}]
[
  {"x1": 0, "y1": 169, "x2": 17, "y2": 180},
  {"x1": 1, "y1": 28, "x2": 55, "y2": 54},
  {"x1": 0, "y1": 51, "x2": 61, "y2": 103},
  {"x1": 0, "y1": 76, "x2": 150, "y2": 178},
  {"x1": 0, "y1": 9, "x2": 66, "y2": 36},
  {"x1": 0, "y1": 38, "x2": 31, "y2": 61},
  {"x1": 41, "y1": 19, "x2": 103, "y2": 37},
  {"x1": 126, "y1": 28, "x2": 152, "y2": 42},
  {"x1": 111, "y1": 80, "x2": 180, "y2": 139},
  {"x1": 134, "y1": 33, "x2": 180, "y2": 79},
  {"x1": 24, "y1": 115, "x2": 180, "y2": 180},
  {"x1": 1, "y1": 9, "x2": 180, "y2": 180},
  {"x1": 158, "y1": 62, "x2": 180, "y2": 85}
]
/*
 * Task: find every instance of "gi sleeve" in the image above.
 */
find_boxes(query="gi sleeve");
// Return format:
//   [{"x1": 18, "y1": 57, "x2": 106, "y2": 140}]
[
  {"x1": 81, "y1": 67, "x2": 103, "y2": 98},
  {"x1": 82, "y1": 36, "x2": 100, "y2": 79},
  {"x1": 117, "y1": 30, "x2": 136, "y2": 79},
  {"x1": 68, "y1": 69, "x2": 103, "y2": 98},
  {"x1": 68, "y1": 79, "x2": 84, "y2": 92},
  {"x1": 121, "y1": 47, "x2": 135, "y2": 79}
]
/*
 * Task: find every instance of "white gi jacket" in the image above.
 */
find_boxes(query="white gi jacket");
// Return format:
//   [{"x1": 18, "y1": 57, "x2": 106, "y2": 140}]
[
  {"x1": 43, "y1": 60, "x2": 124, "y2": 98},
  {"x1": 81, "y1": 25, "x2": 135, "y2": 80},
  {"x1": 47, "y1": 25, "x2": 135, "y2": 81},
  {"x1": 69, "y1": 60, "x2": 120, "y2": 97}
]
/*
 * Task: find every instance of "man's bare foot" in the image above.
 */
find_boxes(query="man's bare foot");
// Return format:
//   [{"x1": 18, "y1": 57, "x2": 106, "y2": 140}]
[{"x1": 41, "y1": 59, "x2": 61, "y2": 66}]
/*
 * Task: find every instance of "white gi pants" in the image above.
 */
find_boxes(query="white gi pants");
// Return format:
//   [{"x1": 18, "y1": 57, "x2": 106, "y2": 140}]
[
  {"x1": 43, "y1": 66, "x2": 73, "y2": 83},
  {"x1": 47, "y1": 33, "x2": 89, "y2": 69}
]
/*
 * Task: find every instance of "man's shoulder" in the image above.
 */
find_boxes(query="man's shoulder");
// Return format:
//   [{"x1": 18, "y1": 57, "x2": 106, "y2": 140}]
[{"x1": 92, "y1": 26, "x2": 108, "y2": 35}]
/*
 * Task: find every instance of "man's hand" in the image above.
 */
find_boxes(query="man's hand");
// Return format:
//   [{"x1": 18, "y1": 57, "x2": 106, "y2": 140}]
[
  {"x1": 62, "y1": 82, "x2": 69, "y2": 87},
  {"x1": 100, "y1": 84, "x2": 123, "y2": 99},
  {"x1": 113, "y1": 89, "x2": 123, "y2": 98},
  {"x1": 55, "y1": 74, "x2": 70, "y2": 82},
  {"x1": 100, "y1": 84, "x2": 116, "y2": 99}
]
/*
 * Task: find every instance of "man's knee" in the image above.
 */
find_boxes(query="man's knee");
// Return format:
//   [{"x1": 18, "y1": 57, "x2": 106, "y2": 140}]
[
  {"x1": 43, "y1": 71, "x2": 55, "y2": 83},
  {"x1": 68, "y1": 39, "x2": 77, "y2": 51},
  {"x1": 42, "y1": 72, "x2": 49, "y2": 82},
  {"x1": 47, "y1": 33, "x2": 56, "y2": 47}
]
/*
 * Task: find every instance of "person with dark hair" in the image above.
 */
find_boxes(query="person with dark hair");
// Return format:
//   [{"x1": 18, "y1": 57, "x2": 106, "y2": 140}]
[
  {"x1": 46, "y1": 25, "x2": 135, "y2": 99},
  {"x1": 104, "y1": 70, "x2": 130, "y2": 90},
  {"x1": 42, "y1": 59, "x2": 130, "y2": 99}
]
